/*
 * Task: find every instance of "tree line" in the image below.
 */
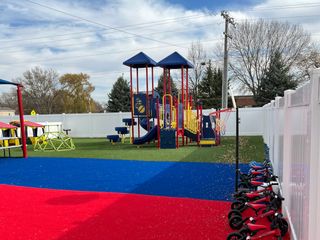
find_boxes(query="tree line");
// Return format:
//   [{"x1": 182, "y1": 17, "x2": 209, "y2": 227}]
[{"x1": 0, "y1": 67, "x2": 102, "y2": 114}]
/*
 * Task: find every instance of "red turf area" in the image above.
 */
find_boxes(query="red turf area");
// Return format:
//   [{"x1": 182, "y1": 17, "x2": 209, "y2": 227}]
[{"x1": 0, "y1": 184, "x2": 232, "y2": 240}]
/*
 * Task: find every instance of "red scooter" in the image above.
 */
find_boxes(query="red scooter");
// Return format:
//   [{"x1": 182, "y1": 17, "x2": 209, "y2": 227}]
[{"x1": 227, "y1": 213, "x2": 288, "y2": 240}]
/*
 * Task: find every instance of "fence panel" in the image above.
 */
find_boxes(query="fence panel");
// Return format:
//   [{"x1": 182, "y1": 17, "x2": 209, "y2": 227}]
[
  {"x1": 261, "y1": 69, "x2": 320, "y2": 240},
  {"x1": 1, "y1": 109, "x2": 264, "y2": 138}
]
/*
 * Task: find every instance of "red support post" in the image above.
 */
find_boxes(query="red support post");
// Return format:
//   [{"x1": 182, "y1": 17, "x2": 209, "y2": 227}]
[
  {"x1": 136, "y1": 68, "x2": 140, "y2": 138},
  {"x1": 186, "y1": 68, "x2": 189, "y2": 109},
  {"x1": 146, "y1": 65, "x2": 150, "y2": 132},
  {"x1": 181, "y1": 66, "x2": 185, "y2": 146},
  {"x1": 130, "y1": 67, "x2": 134, "y2": 141},
  {"x1": 217, "y1": 110, "x2": 221, "y2": 145},
  {"x1": 156, "y1": 98, "x2": 160, "y2": 149},
  {"x1": 152, "y1": 66, "x2": 154, "y2": 97},
  {"x1": 200, "y1": 104, "x2": 203, "y2": 144},
  {"x1": 196, "y1": 103, "x2": 200, "y2": 145},
  {"x1": 168, "y1": 69, "x2": 171, "y2": 95},
  {"x1": 175, "y1": 97, "x2": 179, "y2": 148},
  {"x1": 163, "y1": 68, "x2": 166, "y2": 96},
  {"x1": 17, "y1": 85, "x2": 27, "y2": 158},
  {"x1": 181, "y1": 66, "x2": 184, "y2": 109},
  {"x1": 163, "y1": 68, "x2": 166, "y2": 110}
]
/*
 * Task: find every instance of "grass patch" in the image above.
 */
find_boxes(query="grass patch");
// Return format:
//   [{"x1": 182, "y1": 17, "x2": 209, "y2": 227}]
[{"x1": 10, "y1": 136, "x2": 265, "y2": 163}]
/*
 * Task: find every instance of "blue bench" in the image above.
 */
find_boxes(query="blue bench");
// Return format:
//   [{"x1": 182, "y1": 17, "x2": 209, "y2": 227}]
[
  {"x1": 106, "y1": 135, "x2": 120, "y2": 144},
  {"x1": 122, "y1": 118, "x2": 137, "y2": 126},
  {"x1": 115, "y1": 127, "x2": 129, "y2": 135}
]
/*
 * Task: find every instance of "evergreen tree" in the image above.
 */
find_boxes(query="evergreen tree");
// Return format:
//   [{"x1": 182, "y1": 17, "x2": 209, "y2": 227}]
[
  {"x1": 255, "y1": 51, "x2": 298, "y2": 106},
  {"x1": 107, "y1": 76, "x2": 130, "y2": 112},
  {"x1": 198, "y1": 60, "x2": 223, "y2": 109},
  {"x1": 155, "y1": 73, "x2": 178, "y2": 98}
]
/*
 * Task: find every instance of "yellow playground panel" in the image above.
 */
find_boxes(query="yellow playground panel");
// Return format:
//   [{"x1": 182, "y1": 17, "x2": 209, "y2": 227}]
[
  {"x1": 0, "y1": 121, "x2": 21, "y2": 157},
  {"x1": 0, "y1": 122, "x2": 20, "y2": 147}
]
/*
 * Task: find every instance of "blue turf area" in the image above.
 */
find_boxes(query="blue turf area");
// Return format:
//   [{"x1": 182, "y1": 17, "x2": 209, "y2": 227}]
[{"x1": 0, "y1": 157, "x2": 249, "y2": 201}]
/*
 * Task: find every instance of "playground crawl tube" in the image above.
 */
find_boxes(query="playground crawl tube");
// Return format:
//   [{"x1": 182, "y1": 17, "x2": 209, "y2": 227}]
[{"x1": 133, "y1": 126, "x2": 158, "y2": 145}]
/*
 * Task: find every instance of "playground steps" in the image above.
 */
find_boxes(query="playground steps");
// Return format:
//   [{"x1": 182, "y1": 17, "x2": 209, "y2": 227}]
[
  {"x1": 199, "y1": 139, "x2": 216, "y2": 146},
  {"x1": 160, "y1": 129, "x2": 176, "y2": 149},
  {"x1": 108, "y1": 122, "x2": 131, "y2": 144},
  {"x1": 106, "y1": 135, "x2": 120, "y2": 144}
]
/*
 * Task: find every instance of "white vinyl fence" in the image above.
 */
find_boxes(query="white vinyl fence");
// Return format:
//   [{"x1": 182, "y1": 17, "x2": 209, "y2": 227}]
[
  {"x1": 0, "y1": 108, "x2": 264, "y2": 138},
  {"x1": 262, "y1": 69, "x2": 320, "y2": 240}
]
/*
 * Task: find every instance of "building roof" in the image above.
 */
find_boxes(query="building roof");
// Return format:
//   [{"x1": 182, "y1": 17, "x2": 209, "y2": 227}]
[
  {"x1": 10, "y1": 120, "x2": 44, "y2": 128},
  {"x1": 123, "y1": 52, "x2": 157, "y2": 68},
  {"x1": 0, "y1": 121, "x2": 16, "y2": 129},
  {"x1": 157, "y1": 51, "x2": 194, "y2": 69},
  {"x1": 0, "y1": 107, "x2": 15, "y2": 111}
]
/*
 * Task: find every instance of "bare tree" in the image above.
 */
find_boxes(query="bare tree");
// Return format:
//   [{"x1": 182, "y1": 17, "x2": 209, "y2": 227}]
[
  {"x1": 0, "y1": 89, "x2": 18, "y2": 112},
  {"x1": 296, "y1": 43, "x2": 320, "y2": 80},
  {"x1": 17, "y1": 67, "x2": 60, "y2": 114},
  {"x1": 188, "y1": 41, "x2": 207, "y2": 99},
  {"x1": 229, "y1": 19, "x2": 311, "y2": 97}
]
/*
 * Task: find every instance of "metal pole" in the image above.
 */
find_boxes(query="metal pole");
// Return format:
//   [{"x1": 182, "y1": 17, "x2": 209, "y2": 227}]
[
  {"x1": 130, "y1": 67, "x2": 134, "y2": 142},
  {"x1": 151, "y1": 66, "x2": 154, "y2": 97},
  {"x1": 235, "y1": 107, "x2": 239, "y2": 192},
  {"x1": 146, "y1": 65, "x2": 150, "y2": 132},
  {"x1": 221, "y1": 11, "x2": 235, "y2": 109},
  {"x1": 156, "y1": 98, "x2": 160, "y2": 149},
  {"x1": 222, "y1": 17, "x2": 228, "y2": 109},
  {"x1": 136, "y1": 68, "x2": 140, "y2": 138},
  {"x1": 17, "y1": 85, "x2": 27, "y2": 158}
]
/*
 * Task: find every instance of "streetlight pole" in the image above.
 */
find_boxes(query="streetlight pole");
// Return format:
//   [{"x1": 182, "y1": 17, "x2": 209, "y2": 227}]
[{"x1": 221, "y1": 10, "x2": 235, "y2": 109}]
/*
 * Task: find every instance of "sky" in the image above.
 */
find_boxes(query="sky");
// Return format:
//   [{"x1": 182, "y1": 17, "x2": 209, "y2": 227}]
[{"x1": 0, "y1": 0, "x2": 320, "y2": 105}]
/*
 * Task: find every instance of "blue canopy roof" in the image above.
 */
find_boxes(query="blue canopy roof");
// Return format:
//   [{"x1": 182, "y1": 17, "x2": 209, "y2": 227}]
[
  {"x1": 0, "y1": 79, "x2": 19, "y2": 86},
  {"x1": 123, "y1": 52, "x2": 157, "y2": 68},
  {"x1": 157, "y1": 51, "x2": 194, "y2": 69}
]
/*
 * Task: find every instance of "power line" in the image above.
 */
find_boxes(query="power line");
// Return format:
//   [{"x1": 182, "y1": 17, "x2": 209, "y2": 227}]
[
  {"x1": 0, "y1": 38, "x2": 220, "y2": 66},
  {"x1": 246, "y1": 2, "x2": 320, "y2": 12},
  {"x1": 0, "y1": 13, "x2": 215, "y2": 43},
  {"x1": 236, "y1": 14, "x2": 320, "y2": 22},
  {"x1": 0, "y1": 23, "x2": 221, "y2": 53},
  {"x1": 23, "y1": 0, "x2": 201, "y2": 49}
]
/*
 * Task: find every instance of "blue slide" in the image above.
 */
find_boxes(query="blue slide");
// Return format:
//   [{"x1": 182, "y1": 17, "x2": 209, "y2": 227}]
[{"x1": 133, "y1": 126, "x2": 158, "y2": 145}]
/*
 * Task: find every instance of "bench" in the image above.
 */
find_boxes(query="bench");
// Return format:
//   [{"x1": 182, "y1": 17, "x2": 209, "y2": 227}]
[
  {"x1": 0, "y1": 137, "x2": 21, "y2": 157},
  {"x1": 106, "y1": 135, "x2": 120, "y2": 144}
]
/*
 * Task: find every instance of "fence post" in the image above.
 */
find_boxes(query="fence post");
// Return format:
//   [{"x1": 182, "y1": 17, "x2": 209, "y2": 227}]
[
  {"x1": 281, "y1": 89, "x2": 295, "y2": 237},
  {"x1": 272, "y1": 97, "x2": 282, "y2": 176},
  {"x1": 308, "y1": 69, "x2": 320, "y2": 240}
]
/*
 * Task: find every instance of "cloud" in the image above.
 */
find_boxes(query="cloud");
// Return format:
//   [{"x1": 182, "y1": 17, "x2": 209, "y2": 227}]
[{"x1": 0, "y1": 0, "x2": 319, "y2": 104}]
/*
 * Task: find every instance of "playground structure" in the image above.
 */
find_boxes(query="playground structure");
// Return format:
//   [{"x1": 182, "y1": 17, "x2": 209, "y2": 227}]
[
  {"x1": 0, "y1": 121, "x2": 21, "y2": 157},
  {"x1": 0, "y1": 79, "x2": 27, "y2": 158},
  {"x1": 10, "y1": 120, "x2": 44, "y2": 145},
  {"x1": 10, "y1": 120, "x2": 74, "y2": 152},
  {"x1": 32, "y1": 122, "x2": 75, "y2": 152},
  {"x1": 108, "y1": 52, "x2": 224, "y2": 149}
]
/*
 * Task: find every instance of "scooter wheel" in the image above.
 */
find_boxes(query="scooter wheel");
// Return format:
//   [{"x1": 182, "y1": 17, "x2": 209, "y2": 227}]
[
  {"x1": 226, "y1": 232, "x2": 243, "y2": 240},
  {"x1": 229, "y1": 215, "x2": 243, "y2": 230},
  {"x1": 228, "y1": 209, "x2": 242, "y2": 220},
  {"x1": 231, "y1": 200, "x2": 245, "y2": 210}
]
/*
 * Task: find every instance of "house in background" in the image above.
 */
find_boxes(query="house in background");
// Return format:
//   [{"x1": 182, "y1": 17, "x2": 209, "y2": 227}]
[{"x1": 0, "y1": 107, "x2": 15, "y2": 116}]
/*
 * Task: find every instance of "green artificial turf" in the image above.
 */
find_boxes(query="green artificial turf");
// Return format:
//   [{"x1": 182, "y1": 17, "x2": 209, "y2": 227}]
[{"x1": 9, "y1": 136, "x2": 264, "y2": 163}]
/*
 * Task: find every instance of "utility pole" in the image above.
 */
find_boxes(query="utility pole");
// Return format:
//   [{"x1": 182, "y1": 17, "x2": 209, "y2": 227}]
[{"x1": 221, "y1": 10, "x2": 235, "y2": 109}]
